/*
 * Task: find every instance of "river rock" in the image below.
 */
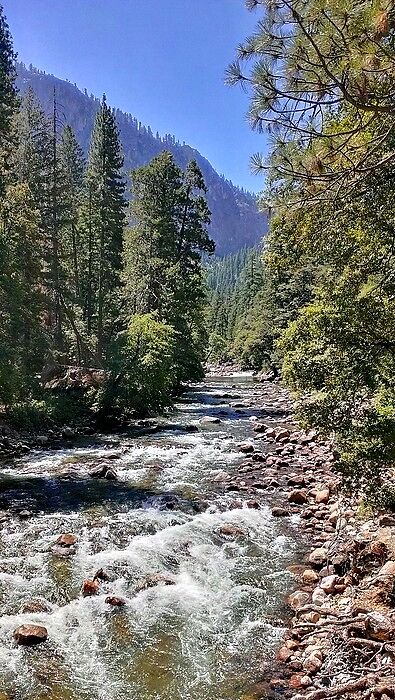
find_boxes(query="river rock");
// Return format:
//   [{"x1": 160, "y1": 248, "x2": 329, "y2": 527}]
[
  {"x1": 277, "y1": 646, "x2": 292, "y2": 662},
  {"x1": 62, "y1": 426, "x2": 75, "y2": 439},
  {"x1": 275, "y1": 429, "x2": 290, "y2": 442},
  {"x1": 81, "y1": 579, "x2": 100, "y2": 596},
  {"x1": 56, "y1": 533, "x2": 77, "y2": 547},
  {"x1": 13, "y1": 624, "x2": 48, "y2": 646},
  {"x1": 135, "y1": 573, "x2": 175, "y2": 593},
  {"x1": 288, "y1": 490, "x2": 308, "y2": 504},
  {"x1": 303, "y1": 654, "x2": 322, "y2": 674},
  {"x1": 302, "y1": 569, "x2": 320, "y2": 585},
  {"x1": 199, "y1": 416, "x2": 221, "y2": 425},
  {"x1": 287, "y1": 590, "x2": 310, "y2": 609},
  {"x1": 320, "y1": 574, "x2": 338, "y2": 594},
  {"x1": 253, "y1": 423, "x2": 267, "y2": 433},
  {"x1": 105, "y1": 596, "x2": 126, "y2": 607},
  {"x1": 238, "y1": 443, "x2": 254, "y2": 453},
  {"x1": 315, "y1": 489, "x2": 330, "y2": 504},
  {"x1": 20, "y1": 599, "x2": 51, "y2": 614},
  {"x1": 89, "y1": 464, "x2": 117, "y2": 480},
  {"x1": 219, "y1": 524, "x2": 246, "y2": 537},
  {"x1": 309, "y1": 548, "x2": 328, "y2": 566},
  {"x1": 312, "y1": 587, "x2": 327, "y2": 605},
  {"x1": 51, "y1": 544, "x2": 76, "y2": 557},
  {"x1": 272, "y1": 507, "x2": 289, "y2": 517},
  {"x1": 93, "y1": 568, "x2": 110, "y2": 581},
  {"x1": 36, "y1": 435, "x2": 49, "y2": 446},
  {"x1": 365, "y1": 612, "x2": 394, "y2": 641}
]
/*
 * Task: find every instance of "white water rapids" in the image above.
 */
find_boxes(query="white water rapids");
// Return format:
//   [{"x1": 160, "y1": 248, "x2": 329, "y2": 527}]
[{"x1": 0, "y1": 377, "x2": 300, "y2": 700}]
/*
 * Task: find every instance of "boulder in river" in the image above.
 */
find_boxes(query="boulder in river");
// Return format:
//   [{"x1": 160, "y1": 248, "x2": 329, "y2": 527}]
[
  {"x1": 135, "y1": 573, "x2": 176, "y2": 593},
  {"x1": 219, "y1": 524, "x2": 246, "y2": 538},
  {"x1": 272, "y1": 507, "x2": 289, "y2": 517},
  {"x1": 19, "y1": 600, "x2": 51, "y2": 614},
  {"x1": 89, "y1": 464, "x2": 118, "y2": 480},
  {"x1": 13, "y1": 624, "x2": 48, "y2": 646},
  {"x1": 237, "y1": 442, "x2": 254, "y2": 453},
  {"x1": 62, "y1": 426, "x2": 75, "y2": 439},
  {"x1": 56, "y1": 533, "x2": 77, "y2": 547},
  {"x1": 105, "y1": 596, "x2": 126, "y2": 607},
  {"x1": 81, "y1": 579, "x2": 100, "y2": 596},
  {"x1": 199, "y1": 416, "x2": 221, "y2": 425}
]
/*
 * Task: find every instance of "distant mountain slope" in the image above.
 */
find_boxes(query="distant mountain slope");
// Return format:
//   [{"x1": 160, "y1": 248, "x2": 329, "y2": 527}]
[{"x1": 16, "y1": 62, "x2": 267, "y2": 255}]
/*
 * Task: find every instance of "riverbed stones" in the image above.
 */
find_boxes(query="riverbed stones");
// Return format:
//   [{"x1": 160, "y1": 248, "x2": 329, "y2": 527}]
[
  {"x1": 315, "y1": 489, "x2": 330, "y2": 504},
  {"x1": 308, "y1": 547, "x2": 328, "y2": 567},
  {"x1": 56, "y1": 533, "x2": 77, "y2": 547},
  {"x1": 238, "y1": 442, "x2": 254, "y2": 453},
  {"x1": 302, "y1": 569, "x2": 320, "y2": 585},
  {"x1": 105, "y1": 596, "x2": 126, "y2": 607},
  {"x1": 199, "y1": 416, "x2": 221, "y2": 425},
  {"x1": 81, "y1": 579, "x2": 100, "y2": 596},
  {"x1": 365, "y1": 612, "x2": 394, "y2": 641},
  {"x1": 89, "y1": 464, "x2": 118, "y2": 480},
  {"x1": 20, "y1": 599, "x2": 51, "y2": 614},
  {"x1": 13, "y1": 624, "x2": 48, "y2": 646},
  {"x1": 287, "y1": 590, "x2": 310, "y2": 609},
  {"x1": 272, "y1": 506, "x2": 289, "y2": 517},
  {"x1": 135, "y1": 573, "x2": 175, "y2": 593},
  {"x1": 219, "y1": 524, "x2": 246, "y2": 537},
  {"x1": 288, "y1": 490, "x2": 308, "y2": 504}
]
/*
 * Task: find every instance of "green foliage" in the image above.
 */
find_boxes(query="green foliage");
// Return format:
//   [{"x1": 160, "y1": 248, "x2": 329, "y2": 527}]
[
  {"x1": 100, "y1": 313, "x2": 178, "y2": 417},
  {"x1": 124, "y1": 151, "x2": 213, "y2": 387}
]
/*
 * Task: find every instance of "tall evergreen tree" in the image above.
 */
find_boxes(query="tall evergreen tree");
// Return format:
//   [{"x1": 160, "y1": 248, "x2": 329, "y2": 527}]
[
  {"x1": 81, "y1": 96, "x2": 126, "y2": 364},
  {"x1": 0, "y1": 4, "x2": 18, "y2": 196},
  {"x1": 125, "y1": 151, "x2": 214, "y2": 381}
]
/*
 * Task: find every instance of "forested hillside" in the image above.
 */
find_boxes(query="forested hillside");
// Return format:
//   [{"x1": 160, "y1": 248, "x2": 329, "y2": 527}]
[{"x1": 15, "y1": 62, "x2": 267, "y2": 256}]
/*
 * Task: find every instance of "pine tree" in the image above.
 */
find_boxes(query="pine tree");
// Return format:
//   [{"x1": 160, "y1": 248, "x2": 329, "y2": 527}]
[
  {"x1": 125, "y1": 151, "x2": 214, "y2": 382},
  {"x1": 81, "y1": 96, "x2": 126, "y2": 365},
  {"x1": 0, "y1": 5, "x2": 18, "y2": 196}
]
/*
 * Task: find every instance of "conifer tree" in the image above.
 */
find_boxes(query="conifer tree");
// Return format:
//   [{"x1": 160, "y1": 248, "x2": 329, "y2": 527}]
[
  {"x1": 81, "y1": 96, "x2": 126, "y2": 364},
  {"x1": 0, "y1": 4, "x2": 18, "y2": 196}
]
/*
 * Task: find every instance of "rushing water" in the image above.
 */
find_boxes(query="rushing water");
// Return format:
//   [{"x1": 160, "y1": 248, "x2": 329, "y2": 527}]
[{"x1": 0, "y1": 376, "x2": 299, "y2": 700}]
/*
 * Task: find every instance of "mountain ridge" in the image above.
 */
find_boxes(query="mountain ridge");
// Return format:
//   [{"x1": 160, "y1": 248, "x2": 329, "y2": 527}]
[{"x1": 15, "y1": 61, "x2": 267, "y2": 255}]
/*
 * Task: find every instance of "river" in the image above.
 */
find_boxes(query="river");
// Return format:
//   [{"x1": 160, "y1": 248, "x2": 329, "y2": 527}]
[{"x1": 0, "y1": 376, "x2": 300, "y2": 700}]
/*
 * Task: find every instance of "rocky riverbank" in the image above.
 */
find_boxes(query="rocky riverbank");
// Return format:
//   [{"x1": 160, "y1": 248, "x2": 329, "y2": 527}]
[{"x1": 212, "y1": 379, "x2": 395, "y2": 700}]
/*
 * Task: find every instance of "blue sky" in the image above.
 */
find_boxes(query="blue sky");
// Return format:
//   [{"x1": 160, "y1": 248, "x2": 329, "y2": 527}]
[{"x1": 3, "y1": 0, "x2": 267, "y2": 193}]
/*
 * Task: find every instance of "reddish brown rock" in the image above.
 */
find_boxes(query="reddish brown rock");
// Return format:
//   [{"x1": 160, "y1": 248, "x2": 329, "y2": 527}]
[
  {"x1": 105, "y1": 596, "x2": 126, "y2": 607},
  {"x1": 288, "y1": 490, "x2": 308, "y2": 504},
  {"x1": 246, "y1": 499, "x2": 260, "y2": 509},
  {"x1": 308, "y1": 547, "x2": 328, "y2": 567},
  {"x1": 277, "y1": 646, "x2": 292, "y2": 662},
  {"x1": 81, "y1": 579, "x2": 100, "y2": 597},
  {"x1": 13, "y1": 624, "x2": 48, "y2": 646},
  {"x1": 219, "y1": 524, "x2": 246, "y2": 537},
  {"x1": 56, "y1": 533, "x2": 77, "y2": 547},
  {"x1": 302, "y1": 569, "x2": 320, "y2": 585},
  {"x1": 365, "y1": 612, "x2": 394, "y2": 641},
  {"x1": 287, "y1": 590, "x2": 310, "y2": 609}
]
